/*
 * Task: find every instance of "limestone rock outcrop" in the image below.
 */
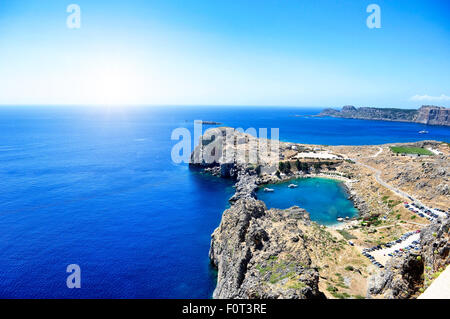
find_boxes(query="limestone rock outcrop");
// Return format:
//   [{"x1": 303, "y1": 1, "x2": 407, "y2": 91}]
[{"x1": 209, "y1": 198, "x2": 326, "y2": 299}]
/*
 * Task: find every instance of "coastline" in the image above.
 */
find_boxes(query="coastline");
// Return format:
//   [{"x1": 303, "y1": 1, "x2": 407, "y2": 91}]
[
  {"x1": 254, "y1": 173, "x2": 361, "y2": 227},
  {"x1": 190, "y1": 127, "x2": 449, "y2": 299},
  {"x1": 317, "y1": 105, "x2": 450, "y2": 127},
  {"x1": 201, "y1": 166, "x2": 362, "y2": 227}
]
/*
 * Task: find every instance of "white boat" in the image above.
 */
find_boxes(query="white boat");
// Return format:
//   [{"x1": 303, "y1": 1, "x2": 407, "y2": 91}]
[
  {"x1": 288, "y1": 184, "x2": 298, "y2": 188},
  {"x1": 337, "y1": 217, "x2": 344, "y2": 222},
  {"x1": 419, "y1": 130, "x2": 429, "y2": 134},
  {"x1": 264, "y1": 188, "x2": 274, "y2": 192}
]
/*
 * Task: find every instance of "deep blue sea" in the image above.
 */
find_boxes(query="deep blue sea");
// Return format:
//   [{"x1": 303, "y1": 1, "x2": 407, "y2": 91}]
[{"x1": 0, "y1": 106, "x2": 448, "y2": 298}]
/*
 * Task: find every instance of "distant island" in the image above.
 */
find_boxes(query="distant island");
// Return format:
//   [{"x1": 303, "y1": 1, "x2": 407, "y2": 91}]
[
  {"x1": 318, "y1": 105, "x2": 450, "y2": 127},
  {"x1": 196, "y1": 120, "x2": 222, "y2": 125}
]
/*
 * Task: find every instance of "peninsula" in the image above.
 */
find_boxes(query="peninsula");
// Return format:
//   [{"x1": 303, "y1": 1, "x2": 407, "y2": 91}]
[
  {"x1": 190, "y1": 127, "x2": 450, "y2": 299},
  {"x1": 318, "y1": 105, "x2": 450, "y2": 126}
]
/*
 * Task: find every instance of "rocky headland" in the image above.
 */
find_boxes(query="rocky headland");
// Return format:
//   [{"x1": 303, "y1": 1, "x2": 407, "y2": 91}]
[
  {"x1": 190, "y1": 127, "x2": 450, "y2": 299},
  {"x1": 209, "y1": 198, "x2": 326, "y2": 299},
  {"x1": 318, "y1": 105, "x2": 450, "y2": 126}
]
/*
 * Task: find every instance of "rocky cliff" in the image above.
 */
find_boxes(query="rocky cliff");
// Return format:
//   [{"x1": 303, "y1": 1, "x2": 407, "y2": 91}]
[
  {"x1": 415, "y1": 105, "x2": 450, "y2": 126},
  {"x1": 366, "y1": 252, "x2": 424, "y2": 299},
  {"x1": 191, "y1": 128, "x2": 326, "y2": 298},
  {"x1": 209, "y1": 198, "x2": 326, "y2": 299},
  {"x1": 189, "y1": 126, "x2": 279, "y2": 178},
  {"x1": 420, "y1": 217, "x2": 450, "y2": 272},
  {"x1": 319, "y1": 105, "x2": 450, "y2": 126}
]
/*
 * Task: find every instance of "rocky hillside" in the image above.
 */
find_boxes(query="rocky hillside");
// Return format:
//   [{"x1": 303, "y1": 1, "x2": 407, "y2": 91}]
[
  {"x1": 319, "y1": 105, "x2": 450, "y2": 126},
  {"x1": 367, "y1": 217, "x2": 449, "y2": 299},
  {"x1": 416, "y1": 106, "x2": 450, "y2": 126},
  {"x1": 209, "y1": 198, "x2": 326, "y2": 299},
  {"x1": 369, "y1": 141, "x2": 449, "y2": 210},
  {"x1": 191, "y1": 128, "x2": 449, "y2": 299}
]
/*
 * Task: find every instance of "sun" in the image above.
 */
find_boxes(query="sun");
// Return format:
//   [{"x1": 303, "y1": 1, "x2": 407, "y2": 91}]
[{"x1": 79, "y1": 58, "x2": 146, "y2": 107}]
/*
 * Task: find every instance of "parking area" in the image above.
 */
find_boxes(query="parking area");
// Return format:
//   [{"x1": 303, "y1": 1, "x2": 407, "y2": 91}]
[
  {"x1": 361, "y1": 231, "x2": 421, "y2": 267},
  {"x1": 404, "y1": 202, "x2": 449, "y2": 221}
]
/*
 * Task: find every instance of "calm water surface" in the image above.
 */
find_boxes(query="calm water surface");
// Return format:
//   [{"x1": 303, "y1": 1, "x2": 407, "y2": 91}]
[
  {"x1": 257, "y1": 178, "x2": 359, "y2": 226},
  {"x1": 0, "y1": 106, "x2": 448, "y2": 298}
]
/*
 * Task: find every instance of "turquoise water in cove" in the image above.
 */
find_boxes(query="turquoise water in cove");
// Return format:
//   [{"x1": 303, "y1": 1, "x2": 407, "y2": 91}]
[
  {"x1": 257, "y1": 178, "x2": 359, "y2": 226},
  {"x1": 0, "y1": 105, "x2": 448, "y2": 298}
]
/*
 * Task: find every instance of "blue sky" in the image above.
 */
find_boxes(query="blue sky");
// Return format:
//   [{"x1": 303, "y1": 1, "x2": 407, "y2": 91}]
[{"x1": 0, "y1": 0, "x2": 449, "y2": 108}]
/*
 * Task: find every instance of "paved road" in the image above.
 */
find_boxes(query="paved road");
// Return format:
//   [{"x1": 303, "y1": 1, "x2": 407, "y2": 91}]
[{"x1": 350, "y1": 148, "x2": 437, "y2": 216}]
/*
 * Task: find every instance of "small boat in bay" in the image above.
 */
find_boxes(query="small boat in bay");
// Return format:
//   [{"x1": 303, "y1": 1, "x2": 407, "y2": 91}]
[
  {"x1": 264, "y1": 188, "x2": 275, "y2": 192},
  {"x1": 288, "y1": 184, "x2": 298, "y2": 188},
  {"x1": 418, "y1": 130, "x2": 429, "y2": 134}
]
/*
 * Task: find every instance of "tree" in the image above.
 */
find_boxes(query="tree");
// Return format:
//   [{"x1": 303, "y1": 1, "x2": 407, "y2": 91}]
[
  {"x1": 278, "y1": 161, "x2": 291, "y2": 174},
  {"x1": 300, "y1": 162, "x2": 309, "y2": 173},
  {"x1": 286, "y1": 161, "x2": 291, "y2": 172}
]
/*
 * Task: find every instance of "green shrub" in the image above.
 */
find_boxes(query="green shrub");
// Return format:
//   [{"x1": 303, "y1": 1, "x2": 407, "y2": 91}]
[
  {"x1": 337, "y1": 229, "x2": 357, "y2": 240},
  {"x1": 326, "y1": 285, "x2": 338, "y2": 293}
]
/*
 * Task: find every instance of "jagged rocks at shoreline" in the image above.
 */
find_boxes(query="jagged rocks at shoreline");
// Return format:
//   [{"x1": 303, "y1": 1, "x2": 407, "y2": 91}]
[
  {"x1": 209, "y1": 198, "x2": 326, "y2": 299},
  {"x1": 229, "y1": 173, "x2": 259, "y2": 203},
  {"x1": 343, "y1": 184, "x2": 371, "y2": 220},
  {"x1": 318, "y1": 105, "x2": 450, "y2": 127}
]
